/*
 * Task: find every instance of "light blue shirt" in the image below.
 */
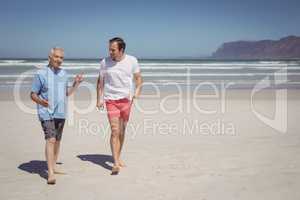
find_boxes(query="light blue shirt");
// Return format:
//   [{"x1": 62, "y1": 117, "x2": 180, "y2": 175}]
[{"x1": 31, "y1": 66, "x2": 68, "y2": 121}]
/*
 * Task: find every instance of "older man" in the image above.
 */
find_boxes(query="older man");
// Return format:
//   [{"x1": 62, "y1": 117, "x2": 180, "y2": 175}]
[
  {"x1": 31, "y1": 47, "x2": 83, "y2": 184},
  {"x1": 96, "y1": 37, "x2": 143, "y2": 175}
]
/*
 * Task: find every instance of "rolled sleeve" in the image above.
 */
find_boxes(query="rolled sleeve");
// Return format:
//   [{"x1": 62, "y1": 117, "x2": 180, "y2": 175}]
[
  {"x1": 31, "y1": 74, "x2": 42, "y2": 94},
  {"x1": 132, "y1": 57, "x2": 140, "y2": 74}
]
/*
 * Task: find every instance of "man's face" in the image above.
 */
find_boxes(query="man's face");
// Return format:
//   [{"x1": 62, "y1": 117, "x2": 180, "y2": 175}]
[
  {"x1": 49, "y1": 50, "x2": 64, "y2": 68},
  {"x1": 109, "y1": 42, "x2": 123, "y2": 61}
]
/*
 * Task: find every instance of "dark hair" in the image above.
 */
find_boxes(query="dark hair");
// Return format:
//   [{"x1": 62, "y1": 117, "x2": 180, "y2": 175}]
[{"x1": 109, "y1": 37, "x2": 126, "y2": 52}]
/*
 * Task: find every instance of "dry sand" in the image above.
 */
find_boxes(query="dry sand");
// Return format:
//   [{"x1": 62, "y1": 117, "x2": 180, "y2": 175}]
[{"x1": 0, "y1": 89, "x2": 300, "y2": 200}]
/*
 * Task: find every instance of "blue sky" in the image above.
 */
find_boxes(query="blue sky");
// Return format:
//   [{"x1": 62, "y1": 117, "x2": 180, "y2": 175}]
[{"x1": 0, "y1": 0, "x2": 300, "y2": 58}]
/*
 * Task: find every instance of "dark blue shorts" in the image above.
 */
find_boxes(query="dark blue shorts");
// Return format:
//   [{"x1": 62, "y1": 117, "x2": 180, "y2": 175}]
[{"x1": 41, "y1": 119, "x2": 65, "y2": 140}]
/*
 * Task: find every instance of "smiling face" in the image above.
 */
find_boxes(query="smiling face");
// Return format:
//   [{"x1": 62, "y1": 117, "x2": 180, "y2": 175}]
[
  {"x1": 109, "y1": 41, "x2": 124, "y2": 61},
  {"x1": 49, "y1": 49, "x2": 64, "y2": 69}
]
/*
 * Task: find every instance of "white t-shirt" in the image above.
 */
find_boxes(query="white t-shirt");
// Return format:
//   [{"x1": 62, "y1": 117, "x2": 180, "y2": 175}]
[{"x1": 99, "y1": 54, "x2": 140, "y2": 100}]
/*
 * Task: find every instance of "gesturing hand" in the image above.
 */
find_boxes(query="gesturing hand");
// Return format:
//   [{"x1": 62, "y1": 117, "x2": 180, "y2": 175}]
[{"x1": 74, "y1": 73, "x2": 83, "y2": 85}]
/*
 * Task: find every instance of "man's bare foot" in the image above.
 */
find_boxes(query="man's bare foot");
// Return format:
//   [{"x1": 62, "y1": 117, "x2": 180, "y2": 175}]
[
  {"x1": 47, "y1": 174, "x2": 56, "y2": 185},
  {"x1": 54, "y1": 170, "x2": 67, "y2": 175},
  {"x1": 111, "y1": 165, "x2": 120, "y2": 175},
  {"x1": 119, "y1": 160, "x2": 126, "y2": 168}
]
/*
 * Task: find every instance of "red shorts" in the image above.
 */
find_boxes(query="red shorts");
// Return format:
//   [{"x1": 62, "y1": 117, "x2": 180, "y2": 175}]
[{"x1": 105, "y1": 98, "x2": 132, "y2": 121}]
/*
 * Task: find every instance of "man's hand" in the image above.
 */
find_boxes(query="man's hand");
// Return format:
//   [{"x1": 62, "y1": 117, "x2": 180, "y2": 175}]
[
  {"x1": 96, "y1": 99, "x2": 104, "y2": 110},
  {"x1": 40, "y1": 99, "x2": 49, "y2": 107},
  {"x1": 133, "y1": 91, "x2": 140, "y2": 99},
  {"x1": 74, "y1": 73, "x2": 83, "y2": 86},
  {"x1": 67, "y1": 73, "x2": 84, "y2": 96},
  {"x1": 30, "y1": 92, "x2": 49, "y2": 107}
]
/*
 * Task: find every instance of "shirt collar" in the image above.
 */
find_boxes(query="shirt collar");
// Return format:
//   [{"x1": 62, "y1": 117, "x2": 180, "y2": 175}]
[{"x1": 48, "y1": 64, "x2": 62, "y2": 74}]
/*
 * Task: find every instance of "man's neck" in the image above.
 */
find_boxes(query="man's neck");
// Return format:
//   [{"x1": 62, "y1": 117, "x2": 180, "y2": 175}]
[
  {"x1": 48, "y1": 64, "x2": 61, "y2": 72},
  {"x1": 114, "y1": 54, "x2": 125, "y2": 62}
]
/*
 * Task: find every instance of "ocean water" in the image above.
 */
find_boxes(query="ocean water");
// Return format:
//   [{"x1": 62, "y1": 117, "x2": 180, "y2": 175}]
[{"x1": 1, "y1": 58, "x2": 300, "y2": 91}]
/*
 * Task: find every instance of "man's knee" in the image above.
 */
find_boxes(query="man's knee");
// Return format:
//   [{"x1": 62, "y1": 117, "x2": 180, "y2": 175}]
[
  {"x1": 47, "y1": 138, "x2": 56, "y2": 145},
  {"x1": 111, "y1": 128, "x2": 120, "y2": 138}
]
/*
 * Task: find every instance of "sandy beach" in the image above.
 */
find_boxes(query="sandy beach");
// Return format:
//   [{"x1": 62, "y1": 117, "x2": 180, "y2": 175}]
[
  {"x1": 0, "y1": 88, "x2": 300, "y2": 200},
  {"x1": 1, "y1": 0, "x2": 300, "y2": 198}
]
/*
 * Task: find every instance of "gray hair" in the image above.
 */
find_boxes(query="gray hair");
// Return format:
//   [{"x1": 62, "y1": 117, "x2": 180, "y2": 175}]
[{"x1": 49, "y1": 47, "x2": 64, "y2": 57}]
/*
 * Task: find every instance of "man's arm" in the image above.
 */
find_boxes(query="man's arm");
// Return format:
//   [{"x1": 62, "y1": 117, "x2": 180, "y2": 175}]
[
  {"x1": 30, "y1": 92, "x2": 49, "y2": 107},
  {"x1": 96, "y1": 75, "x2": 105, "y2": 109},
  {"x1": 133, "y1": 72, "x2": 143, "y2": 99},
  {"x1": 67, "y1": 73, "x2": 83, "y2": 96},
  {"x1": 30, "y1": 73, "x2": 48, "y2": 107}
]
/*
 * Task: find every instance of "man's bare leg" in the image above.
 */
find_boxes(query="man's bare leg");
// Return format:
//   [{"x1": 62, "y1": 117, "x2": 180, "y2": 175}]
[
  {"x1": 45, "y1": 138, "x2": 56, "y2": 184},
  {"x1": 118, "y1": 119, "x2": 127, "y2": 167},
  {"x1": 53, "y1": 141, "x2": 65, "y2": 174},
  {"x1": 54, "y1": 141, "x2": 60, "y2": 164},
  {"x1": 109, "y1": 117, "x2": 121, "y2": 173}
]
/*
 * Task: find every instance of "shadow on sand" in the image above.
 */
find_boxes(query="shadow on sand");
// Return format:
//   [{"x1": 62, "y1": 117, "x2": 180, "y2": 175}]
[
  {"x1": 18, "y1": 160, "x2": 48, "y2": 180},
  {"x1": 18, "y1": 160, "x2": 63, "y2": 180},
  {"x1": 77, "y1": 154, "x2": 113, "y2": 171}
]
